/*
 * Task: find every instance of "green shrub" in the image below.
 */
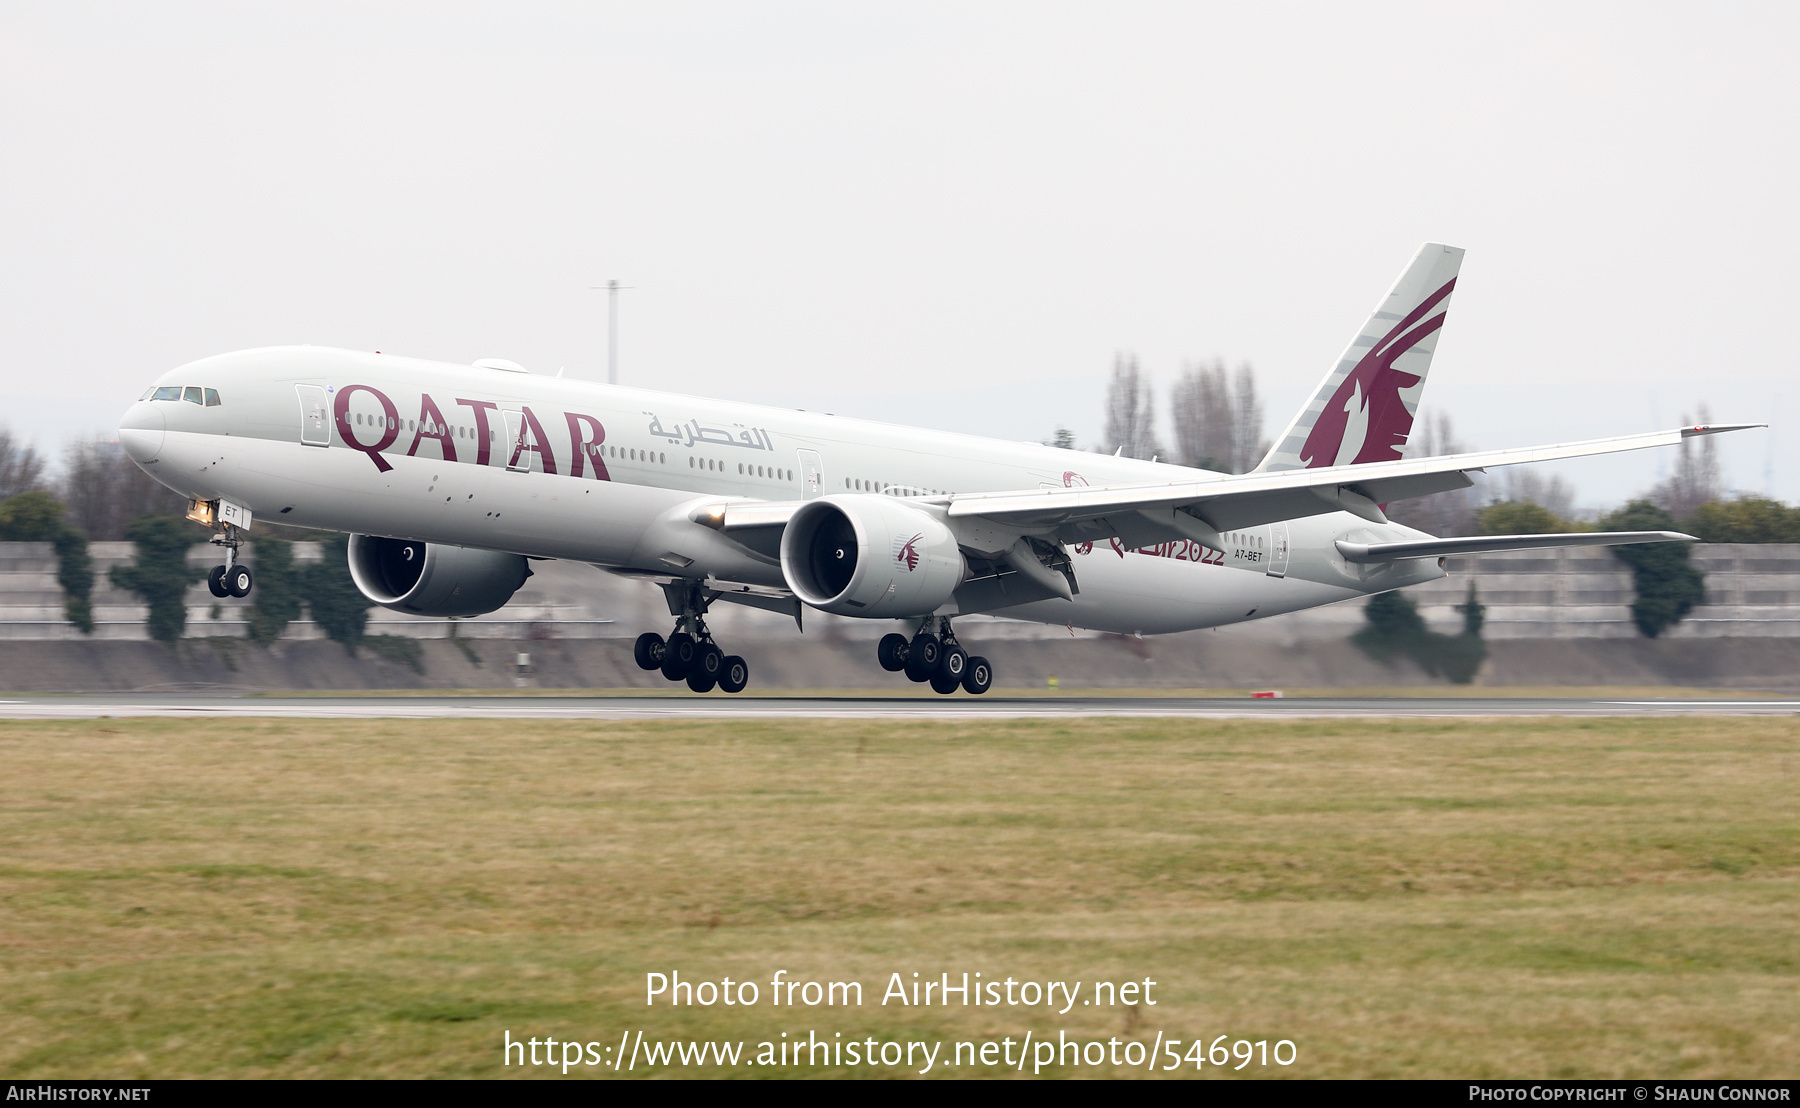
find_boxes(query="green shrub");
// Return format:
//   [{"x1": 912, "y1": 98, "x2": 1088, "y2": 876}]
[
  {"x1": 110, "y1": 515, "x2": 206, "y2": 643},
  {"x1": 1353, "y1": 587, "x2": 1487, "y2": 685},
  {"x1": 1685, "y1": 496, "x2": 1800, "y2": 543},
  {"x1": 1455, "y1": 581, "x2": 1485, "y2": 638},
  {"x1": 362, "y1": 634, "x2": 424, "y2": 674},
  {"x1": 52, "y1": 530, "x2": 94, "y2": 633},
  {"x1": 301, "y1": 533, "x2": 371, "y2": 651},
  {"x1": 0, "y1": 491, "x2": 95, "y2": 634},
  {"x1": 1476, "y1": 500, "x2": 1591, "y2": 535},
  {"x1": 0, "y1": 490, "x2": 64, "y2": 538},
  {"x1": 1601, "y1": 500, "x2": 1706, "y2": 639},
  {"x1": 1356, "y1": 591, "x2": 1424, "y2": 657},
  {"x1": 246, "y1": 538, "x2": 301, "y2": 643}
]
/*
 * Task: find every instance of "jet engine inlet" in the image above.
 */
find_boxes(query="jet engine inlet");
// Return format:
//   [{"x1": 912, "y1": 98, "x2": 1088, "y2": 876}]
[
  {"x1": 808, "y1": 511, "x2": 859, "y2": 597},
  {"x1": 780, "y1": 495, "x2": 963, "y2": 617},
  {"x1": 346, "y1": 534, "x2": 531, "y2": 618}
]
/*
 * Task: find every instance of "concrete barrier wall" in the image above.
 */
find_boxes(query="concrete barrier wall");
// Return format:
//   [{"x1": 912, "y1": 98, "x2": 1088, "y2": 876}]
[
  {"x1": 0, "y1": 540, "x2": 1796, "y2": 643},
  {"x1": 1404, "y1": 545, "x2": 1800, "y2": 640}
]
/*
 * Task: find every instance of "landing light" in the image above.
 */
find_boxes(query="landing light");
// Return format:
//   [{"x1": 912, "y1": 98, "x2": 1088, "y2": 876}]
[{"x1": 691, "y1": 503, "x2": 729, "y2": 530}]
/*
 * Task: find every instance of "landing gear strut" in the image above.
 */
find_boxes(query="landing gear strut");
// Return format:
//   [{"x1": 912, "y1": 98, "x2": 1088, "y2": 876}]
[
  {"x1": 878, "y1": 617, "x2": 991, "y2": 695},
  {"x1": 206, "y1": 527, "x2": 252, "y2": 599},
  {"x1": 632, "y1": 581, "x2": 750, "y2": 694}
]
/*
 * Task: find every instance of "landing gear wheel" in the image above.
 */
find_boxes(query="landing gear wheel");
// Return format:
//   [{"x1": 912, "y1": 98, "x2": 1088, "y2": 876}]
[
  {"x1": 905, "y1": 633, "x2": 940, "y2": 681},
  {"x1": 225, "y1": 565, "x2": 253, "y2": 598},
  {"x1": 694, "y1": 643, "x2": 724, "y2": 683},
  {"x1": 929, "y1": 671, "x2": 961, "y2": 695},
  {"x1": 660, "y1": 632, "x2": 696, "y2": 681},
  {"x1": 877, "y1": 633, "x2": 909, "y2": 672},
  {"x1": 207, "y1": 565, "x2": 230, "y2": 598},
  {"x1": 940, "y1": 646, "x2": 968, "y2": 682},
  {"x1": 961, "y1": 656, "x2": 993, "y2": 695},
  {"x1": 686, "y1": 667, "x2": 717, "y2": 693},
  {"x1": 717, "y1": 655, "x2": 749, "y2": 694},
  {"x1": 633, "y1": 632, "x2": 665, "y2": 671}
]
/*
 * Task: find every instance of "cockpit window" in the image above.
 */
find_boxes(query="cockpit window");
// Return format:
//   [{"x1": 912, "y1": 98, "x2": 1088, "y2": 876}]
[
  {"x1": 204, "y1": 388, "x2": 221, "y2": 407},
  {"x1": 151, "y1": 386, "x2": 183, "y2": 401},
  {"x1": 184, "y1": 386, "x2": 204, "y2": 405}
]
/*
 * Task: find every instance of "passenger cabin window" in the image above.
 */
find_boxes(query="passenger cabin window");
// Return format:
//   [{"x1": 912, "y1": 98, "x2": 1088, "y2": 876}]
[
  {"x1": 204, "y1": 388, "x2": 221, "y2": 407},
  {"x1": 151, "y1": 386, "x2": 183, "y2": 401},
  {"x1": 184, "y1": 386, "x2": 204, "y2": 404}
]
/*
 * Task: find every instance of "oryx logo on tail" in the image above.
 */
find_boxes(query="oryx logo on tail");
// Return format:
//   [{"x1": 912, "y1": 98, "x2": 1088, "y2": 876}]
[
  {"x1": 1300, "y1": 277, "x2": 1454, "y2": 468},
  {"x1": 1256, "y1": 243, "x2": 1464, "y2": 474}
]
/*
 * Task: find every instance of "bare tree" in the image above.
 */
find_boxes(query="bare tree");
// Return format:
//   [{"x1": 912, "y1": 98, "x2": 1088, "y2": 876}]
[
  {"x1": 1231, "y1": 362, "x2": 1269, "y2": 472},
  {"x1": 1649, "y1": 405, "x2": 1722, "y2": 520},
  {"x1": 1102, "y1": 353, "x2": 1162, "y2": 461},
  {"x1": 1170, "y1": 359, "x2": 1268, "y2": 473},
  {"x1": 0, "y1": 428, "x2": 47, "y2": 499},
  {"x1": 1498, "y1": 468, "x2": 1577, "y2": 522},
  {"x1": 60, "y1": 439, "x2": 188, "y2": 540},
  {"x1": 1170, "y1": 359, "x2": 1230, "y2": 471},
  {"x1": 1385, "y1": 409, "x2": 1479, "y2": 536}
]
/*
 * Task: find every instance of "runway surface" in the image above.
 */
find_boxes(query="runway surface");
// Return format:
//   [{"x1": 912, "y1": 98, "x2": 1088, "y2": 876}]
[{"x1": 2, "y1": 694, "x2": 1798, "y2": 719}]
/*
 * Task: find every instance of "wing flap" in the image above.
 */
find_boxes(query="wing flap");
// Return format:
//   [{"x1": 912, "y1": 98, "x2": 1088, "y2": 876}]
[{"x1": 1335, "y1": 530, "x2": 1694, "y2": 563}]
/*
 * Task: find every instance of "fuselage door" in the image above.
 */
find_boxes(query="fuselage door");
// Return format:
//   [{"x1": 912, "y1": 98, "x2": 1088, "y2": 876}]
[
  {"x1": 502, "y1": 409, "x2": 528, "y2": 472},
  {"x1": 1266, "y1": 521, "x2": 1290, "y2": 578},
  {"x1": 296, "y1": 384, "x2": 330, "y2": 447},
  {"x1": 797, "y1": 448, "x2": 824, "y2": 499}
]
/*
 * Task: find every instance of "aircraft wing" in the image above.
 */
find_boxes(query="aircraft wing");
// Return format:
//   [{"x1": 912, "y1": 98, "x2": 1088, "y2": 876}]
[
  {"x1": 945, "y1": 424, "x2": 1760, "y2": 547},
  {"x1": 1334, "y1": 530, "x2": 1694, "y2": 563}
]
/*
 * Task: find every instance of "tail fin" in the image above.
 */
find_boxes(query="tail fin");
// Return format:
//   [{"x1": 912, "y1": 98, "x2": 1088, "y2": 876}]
[{"x1": 1256, "y1": 242, "x2": 1464, "y2": 472}]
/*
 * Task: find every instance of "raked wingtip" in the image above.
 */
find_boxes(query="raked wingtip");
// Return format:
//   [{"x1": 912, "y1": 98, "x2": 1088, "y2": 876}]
[{"x1": 1680, "y1": 423, "x2": 1766, "y2": 437}]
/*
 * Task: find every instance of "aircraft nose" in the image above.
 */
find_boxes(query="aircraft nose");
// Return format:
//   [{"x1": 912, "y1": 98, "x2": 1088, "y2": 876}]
[{"x1": 118, "y1": 403, "x2": 165, "y2": 464}]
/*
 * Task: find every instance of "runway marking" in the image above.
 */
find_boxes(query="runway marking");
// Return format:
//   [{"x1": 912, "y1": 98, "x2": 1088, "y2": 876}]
[
  {"x1": 1613, "y1": 700, "x2": 1800, "y2": 708},
  {"x1": 2, "y1": 696, "x2": 1796, "y2": 720}
]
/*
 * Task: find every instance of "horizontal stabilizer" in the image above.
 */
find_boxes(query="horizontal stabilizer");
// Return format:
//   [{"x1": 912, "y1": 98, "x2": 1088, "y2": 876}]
[{"x1": 1334, "y1": 531, "x2": 1694, "y2": 564}]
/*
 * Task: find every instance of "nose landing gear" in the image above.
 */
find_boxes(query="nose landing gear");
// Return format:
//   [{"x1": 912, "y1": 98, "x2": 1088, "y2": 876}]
[
  {"x1": 878, "y1": 618, "x2": 991, "y2": 695},
  {"x1": 206, "y1": 529, "x2": 253, "y2": 598},
  {"x1": 633, "y1": 581, "x2": 750, "y2": 694}
]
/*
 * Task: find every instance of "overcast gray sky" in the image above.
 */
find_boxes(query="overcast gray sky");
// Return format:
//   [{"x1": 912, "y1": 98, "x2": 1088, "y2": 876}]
[{"x1": 3, "y1": 2, "x2": 1794, "y2": 507}]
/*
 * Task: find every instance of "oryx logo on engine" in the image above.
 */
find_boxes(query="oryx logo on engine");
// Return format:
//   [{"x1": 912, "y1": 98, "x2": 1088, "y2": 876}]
[{"x1": 894, "y1": 533, "x2": 923, "y2": 571}]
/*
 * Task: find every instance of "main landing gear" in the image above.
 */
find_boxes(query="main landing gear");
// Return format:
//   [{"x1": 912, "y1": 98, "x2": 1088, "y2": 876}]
[
  {"x1": 879, "y1": 617, "x2": 992, "y2": 695},
  {"x1": 205, "y1": 529, "x2": 253, "y2": 599},
  {"x1": 632, "y1": 582, "x2": 749, "y2": 694}
]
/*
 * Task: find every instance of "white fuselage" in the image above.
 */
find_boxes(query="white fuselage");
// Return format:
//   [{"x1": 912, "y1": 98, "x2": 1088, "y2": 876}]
[{"x1": 119, "y1": 346, "x2": 1444, "y2": 636}]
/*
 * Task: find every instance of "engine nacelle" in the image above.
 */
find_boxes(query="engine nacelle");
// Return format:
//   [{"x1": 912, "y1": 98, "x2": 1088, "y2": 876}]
[
  {"x1": 780, "y1": 495, "x2": 964, "y2": 617},
  {"x1": 346, "y1": 534, "x2": 531, "y2": 618}
]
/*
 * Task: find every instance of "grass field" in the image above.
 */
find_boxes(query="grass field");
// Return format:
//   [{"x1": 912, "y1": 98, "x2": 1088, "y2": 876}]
[{"x1": 1, "y1": 716, "x2": 1795, "y2": 1078}]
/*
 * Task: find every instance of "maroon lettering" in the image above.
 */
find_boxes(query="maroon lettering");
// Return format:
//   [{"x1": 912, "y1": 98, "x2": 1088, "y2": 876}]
[
  {"x1": 1101, "y1": 539, "x2": 1227, "y2": 565},
  {"x1": 333, "y1": 384, "x2": 399, "y2": 473},
  {"x1": 406, "y1": 394, "x2": 457, "y2": 463},
  {"x1": 509, "y1": 406, "x2": 558, "y2": 475},
  {"x1": 455, "y1": 398, "x2": 500, "y2": 466},
  {"x1": 565, "y1": 412, "x2": 611, "y2": 481}
]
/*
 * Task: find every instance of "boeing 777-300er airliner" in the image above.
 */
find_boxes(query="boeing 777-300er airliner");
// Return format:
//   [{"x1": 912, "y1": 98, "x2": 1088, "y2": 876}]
[{"x1": 115, "y1": 244, "x2": 1757, "y2": 694}]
